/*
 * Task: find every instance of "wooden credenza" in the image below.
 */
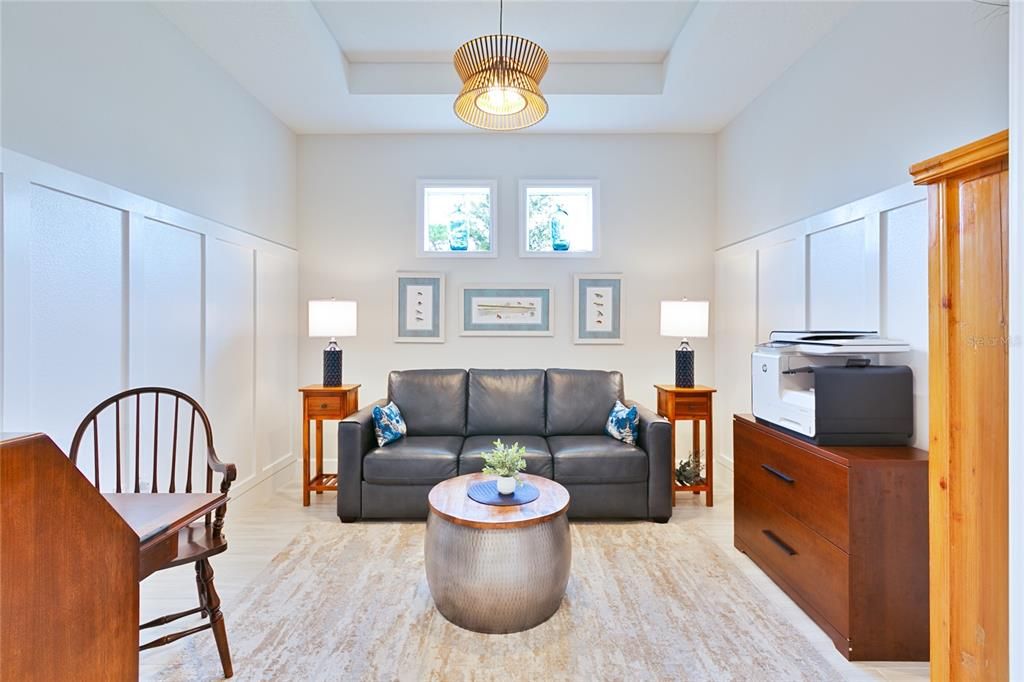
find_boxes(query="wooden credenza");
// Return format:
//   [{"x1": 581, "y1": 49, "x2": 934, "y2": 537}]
[{"x1": 733, "y1": 414, "x2": 929, "y2": 661}]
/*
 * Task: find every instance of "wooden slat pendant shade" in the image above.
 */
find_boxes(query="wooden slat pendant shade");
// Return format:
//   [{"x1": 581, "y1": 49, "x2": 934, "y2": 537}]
[{"x1": 453, "y1": 34, "x2": 549, "y2": 131}]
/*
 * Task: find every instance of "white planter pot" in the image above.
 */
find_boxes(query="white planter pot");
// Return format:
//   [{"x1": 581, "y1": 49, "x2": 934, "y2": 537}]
[{"x1": 496, "y1": 476, "x2": 516, "y2": 495}]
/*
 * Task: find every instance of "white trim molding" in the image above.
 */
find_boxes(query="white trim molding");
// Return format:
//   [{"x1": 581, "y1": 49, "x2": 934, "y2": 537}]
[
  {"x1": 0, "y1": 149, "x2": 298, "y2": 505},
  {"x1": 1008, "y1": 2, "x2": 1023, "y2": 677}
]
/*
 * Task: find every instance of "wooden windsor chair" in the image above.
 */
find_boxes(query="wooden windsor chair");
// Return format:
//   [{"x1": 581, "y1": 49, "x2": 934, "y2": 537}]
[{"x1": 69, "y1": 387, "x2": 236, "y2": 678}]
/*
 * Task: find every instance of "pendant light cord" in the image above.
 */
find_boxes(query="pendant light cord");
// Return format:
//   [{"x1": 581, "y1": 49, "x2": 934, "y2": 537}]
[{"x1": 499, "y1": 0, "x2": 503, "y2": 37}]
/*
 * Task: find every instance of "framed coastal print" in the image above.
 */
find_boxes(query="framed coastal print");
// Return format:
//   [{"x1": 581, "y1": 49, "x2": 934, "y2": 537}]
[
  {"x1": 519, "y1": 179, "x2": 600, "y2": 257},
  {"x1": 460, "y1": 284, "x2": 554, "y2": 337},
  {"x1": 395, "y1": 272, "x2": 445, "y2": 342},
  {"x1": 573, "y1": 274, "x2": 623, "y2": 344}
]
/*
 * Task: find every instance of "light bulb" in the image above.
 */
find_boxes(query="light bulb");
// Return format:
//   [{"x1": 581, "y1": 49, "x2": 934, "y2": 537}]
[{"x1": 475, "y1": 86, "x2": 527, "y2": 116}]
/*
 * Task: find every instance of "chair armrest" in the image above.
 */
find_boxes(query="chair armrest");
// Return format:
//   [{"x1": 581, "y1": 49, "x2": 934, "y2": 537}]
[
  {"x1": 627, "y1": 400, "x2": 672, "y2": 522},
  {"x1": 207, "y1": 448, "x2": 237, "y2": 484},
  {"x1": 337, "y1": 399, "x2": 385, "y2": 522}
]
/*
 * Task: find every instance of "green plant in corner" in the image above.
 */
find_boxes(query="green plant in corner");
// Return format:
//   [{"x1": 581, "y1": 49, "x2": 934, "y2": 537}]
[{"x1": 481, "y1": 439, "x2": 527, "y2": 481}]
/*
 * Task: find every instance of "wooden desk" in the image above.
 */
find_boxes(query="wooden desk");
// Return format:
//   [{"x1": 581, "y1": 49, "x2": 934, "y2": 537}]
[
  {"x1": 104, "y1": 492, "x2": 227, "y2": 580},
  {"x1": 1, "y1": 433, "x2": 230, "y2": 680},
  {"x1": 298, "y1": 384, "x2": 360, "y2": 506},
  {"x1": 654, "y1": 384, "x2": 716, "y2": 507}
]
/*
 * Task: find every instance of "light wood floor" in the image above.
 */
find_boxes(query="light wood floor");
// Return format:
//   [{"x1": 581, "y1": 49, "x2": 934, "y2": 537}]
[{"x1": 140, "y1": 460, "x2": 930, "y2": 681}]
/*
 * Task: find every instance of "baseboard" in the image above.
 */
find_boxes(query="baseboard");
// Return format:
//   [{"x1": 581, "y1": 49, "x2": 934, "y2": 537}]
[{"x1": 227, "y1": 453, "x2": 296, "y2": 515}]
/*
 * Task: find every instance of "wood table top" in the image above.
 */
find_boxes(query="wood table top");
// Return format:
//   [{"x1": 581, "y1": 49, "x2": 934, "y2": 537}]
[
  {"x1": 103, "y1": 492, "x2": 226, "y2": 547},
  {"x1": 298, "y1": 384, "x2": 360, "y2": 394},
  {"x1": 654, "y1": 384, "x2": 717, "y2": 394},
  {"x1": 428, "y1": 473, "x2": 570, "y2": 530}
]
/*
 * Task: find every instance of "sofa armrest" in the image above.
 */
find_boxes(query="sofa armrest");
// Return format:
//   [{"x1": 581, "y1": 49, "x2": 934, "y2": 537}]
[
  {"x1": 337, "y1": 399, "x2": 385, "y2": 522},
  {"x1": 627, "y1": 400, "x2": 672, "y2": 523}
]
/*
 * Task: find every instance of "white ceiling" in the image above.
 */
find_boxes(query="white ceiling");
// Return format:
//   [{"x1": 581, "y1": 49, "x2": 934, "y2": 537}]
[{"x1": 155, "y1": 0, "x2": 853, "y2": 134}]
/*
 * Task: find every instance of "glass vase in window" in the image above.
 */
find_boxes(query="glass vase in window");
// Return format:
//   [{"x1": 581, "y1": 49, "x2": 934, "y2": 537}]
[
  {"x1": 449, "y1": 204, "x2": 469, "y2": 251},
  {"x1": 550, "y1": 205, "x2": 570, "y2": 251}
]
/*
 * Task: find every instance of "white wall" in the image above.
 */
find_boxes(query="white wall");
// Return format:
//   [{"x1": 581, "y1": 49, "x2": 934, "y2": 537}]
[
  {"x1": 298, "y1": 134, "x2": 716, "y2": 458},
  {"x1": 1009, "y1": 2, "x2": 1023, "y2": 678},
  {"x1": 0, "y1": 151, "x2": 298, "y2": 503},
  {"x1": 713, "y1": 183, "x2": 929, "y2": 463},
  {"x1": 716, "y1": 1, "x2": 1008, "y2": 248},
  {"x1": 0, "y1": 1, "x2": 297, "y2": 248}
]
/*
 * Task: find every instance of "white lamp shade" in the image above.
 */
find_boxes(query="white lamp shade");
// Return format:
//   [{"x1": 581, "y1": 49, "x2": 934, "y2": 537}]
[
  {"x1": 660, "y1": 300, "x2": 709, "y2": 338},
  {"x1": 308, "y1": 299, "x2": 357, "y2": 338}
]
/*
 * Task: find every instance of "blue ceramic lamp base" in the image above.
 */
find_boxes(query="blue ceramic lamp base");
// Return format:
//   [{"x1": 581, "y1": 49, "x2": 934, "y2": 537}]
[
  {"x1": 675, "y1": 344, "x2": 695, "y2": 388},
  {"x1": 323, "y1": 345, "x2": 343, "y2": 387}
]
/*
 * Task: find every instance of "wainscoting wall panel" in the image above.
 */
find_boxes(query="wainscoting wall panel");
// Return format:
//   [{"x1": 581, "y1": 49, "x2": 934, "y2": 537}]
[
  {"x1": 0, "y1": 150, "x2": 297, "y2": 500},
  {"x1": 713, "y1": 183, "x2": 929, "y2": 462}
]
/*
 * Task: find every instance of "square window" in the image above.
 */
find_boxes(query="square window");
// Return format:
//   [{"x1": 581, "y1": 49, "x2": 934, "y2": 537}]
[
  {"x1": 519, "y1": 180, "x2": 600, "y2": 257},
  {"x1": 417, "y1": 180, "x2": 497, "y2": 257}
]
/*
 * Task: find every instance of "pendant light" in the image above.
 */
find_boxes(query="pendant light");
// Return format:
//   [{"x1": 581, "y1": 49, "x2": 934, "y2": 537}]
[{"x1": 453, "y1": 0, "x2": 549, "y2": 131}]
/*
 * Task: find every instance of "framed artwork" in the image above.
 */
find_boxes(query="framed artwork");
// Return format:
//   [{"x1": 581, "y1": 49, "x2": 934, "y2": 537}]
[
  {"x1": 416, "y1": 179, "x2": 498, "y2": 258},
  {"x1": 519, "y1": 179, "x2": 600, "y2": 257},
  {"x1": 573, "y1": 273, "x2": 623, "y2": 344},
  {"x1": 460, "y1": 284, "x2": 554, "y2": 337},
  {"x1": 395, "y1": 272, "x2": 445, "y2": 342}
]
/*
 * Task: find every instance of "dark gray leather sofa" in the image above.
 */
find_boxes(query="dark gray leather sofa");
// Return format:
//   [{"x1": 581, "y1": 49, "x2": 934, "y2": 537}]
[{"x1": 338, "y1": 368, "x2": 672, "y2": 523}]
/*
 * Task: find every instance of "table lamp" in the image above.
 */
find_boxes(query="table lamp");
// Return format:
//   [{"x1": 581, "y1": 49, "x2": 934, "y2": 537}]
[
  {"x1": 308, "y1": 299, "x2": 357, "y2": 387},
  {"x1": 660, "y1": 300, "x2": 709, "y2": 388}
]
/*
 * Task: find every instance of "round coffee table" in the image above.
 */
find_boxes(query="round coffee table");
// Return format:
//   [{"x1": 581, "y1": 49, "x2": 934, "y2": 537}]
[{"x1": 424, "y1": 473, "x2": 571, "y2": 634}]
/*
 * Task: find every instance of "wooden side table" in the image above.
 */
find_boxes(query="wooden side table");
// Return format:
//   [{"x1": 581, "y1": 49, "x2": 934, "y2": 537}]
[
  {"x1": 298, "y1": 384, "x2": 360, "y2": 506},
  {"x1": 654, "y1": 384, "x2": 716, "y2": 507}
]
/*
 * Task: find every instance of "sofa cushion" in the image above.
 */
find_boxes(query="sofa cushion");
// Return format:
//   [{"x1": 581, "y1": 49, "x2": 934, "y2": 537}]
[
  {"x1": 466, "y1": 369, "x2": 546, "y2": 436},
  {"x1": 458, "y1": 435, "x2": 553, "y2": 478},
  {"x1": 548, "y1": 435, "x2": 648, "y2": 484},
  {"x1": 362, "y1": 436, "x2": 463, "y2": 485},
  {"x1": 387, "y1": 369, "x2": 467, "y2": 436},
  {"x1": 545, "y1": 369, "x2": 624, "y2": 436}
]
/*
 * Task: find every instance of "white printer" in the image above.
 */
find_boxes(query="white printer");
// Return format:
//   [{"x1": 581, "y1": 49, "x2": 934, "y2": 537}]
[{"x1": 752, "y1": 330, "x2": 914, "y2": 445}]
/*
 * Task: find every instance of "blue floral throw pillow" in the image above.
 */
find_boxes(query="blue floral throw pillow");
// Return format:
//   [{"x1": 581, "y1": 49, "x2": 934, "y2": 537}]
[
  {"x1": 372, "y1": 401, "x2": 407, "y2": 447},
  {"x1": 605, "y1": 400, "x2": 639, "y2": 445}
]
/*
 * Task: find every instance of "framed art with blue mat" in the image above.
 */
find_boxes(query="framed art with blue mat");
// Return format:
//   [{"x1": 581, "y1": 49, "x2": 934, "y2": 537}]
[
  {"x1": 460, "y1": 284, "x2": 553, "y2": 337},
  {"x1": 395, "y1": 272, "x2": 445, "y2": 343},
  {"x1": 467, "y1": 479, "x2": 541, "y2": 506},
  {"x1": 573, "y1": 273, "x2": 623, "y2": 344}
]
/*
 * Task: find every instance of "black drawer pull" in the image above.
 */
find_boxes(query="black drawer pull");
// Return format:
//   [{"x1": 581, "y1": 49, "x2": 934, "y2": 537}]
[
  {"x1": 761, "y1": 464, "x2": 795, "y2": 484},
  {"x1": 762, "y1": 529, "x2": 798, "y2": 556}
]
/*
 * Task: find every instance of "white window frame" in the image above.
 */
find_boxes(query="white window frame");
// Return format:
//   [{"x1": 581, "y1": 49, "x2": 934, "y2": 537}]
[
  {"x1": 518, "y1": 179, "x2": 601, "y2": 258},
  {"x1": 416, "y1": 179, "x2": 498, "y2": 258}
]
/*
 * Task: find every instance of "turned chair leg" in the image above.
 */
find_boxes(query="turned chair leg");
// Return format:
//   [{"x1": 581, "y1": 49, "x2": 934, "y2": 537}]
[{"x1": 195, "y1": 559, "x2": 233, "y2": 679}]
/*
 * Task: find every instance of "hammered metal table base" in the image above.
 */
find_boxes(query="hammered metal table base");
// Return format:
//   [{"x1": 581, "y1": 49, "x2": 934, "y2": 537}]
[{"x1": 424, "y1": 512, "x2": 571, "y2": 634}]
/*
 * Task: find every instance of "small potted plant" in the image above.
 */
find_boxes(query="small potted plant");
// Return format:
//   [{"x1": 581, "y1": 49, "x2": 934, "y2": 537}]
[
  {"x1": 676, "y1": 450, "x2": 706, "y2": 486},
  {"x1": 481, "y1": 439, "x2": 527, "y2": 494}
]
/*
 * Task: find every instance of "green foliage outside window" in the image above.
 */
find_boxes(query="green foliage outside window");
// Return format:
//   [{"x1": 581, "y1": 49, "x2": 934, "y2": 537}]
[
  {"x1": 527, "y1": 193, "x2": 555, "y2": 251},
  {"x1": 427, "y1": 196, "x2": 491, "y2": 252}
]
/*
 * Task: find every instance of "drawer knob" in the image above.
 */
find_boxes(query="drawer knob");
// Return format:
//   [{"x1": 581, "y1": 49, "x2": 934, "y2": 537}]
[
  {"x1": 762, "y1": 529, "x2": 798, "y2": 556},
  {"x1": 761, "y1": 464, "x2": 795, "y2": 484},
  {"x1": 320, "y1": 403, "x2": 328, "y2": 409}
]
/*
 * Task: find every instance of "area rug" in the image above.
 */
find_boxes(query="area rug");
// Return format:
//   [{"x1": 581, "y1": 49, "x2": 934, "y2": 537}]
[{"x1": 152, "y1": 520, "x2": 844, "y2": 681}]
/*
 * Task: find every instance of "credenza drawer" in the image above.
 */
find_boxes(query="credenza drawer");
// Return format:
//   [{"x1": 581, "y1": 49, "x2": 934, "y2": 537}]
[
  {"x1": 735, "y1": 486, "x2": 850, "y2": 638},
  {"x1": 734, "y1": 421, "x2": 850, "y2": 551}
]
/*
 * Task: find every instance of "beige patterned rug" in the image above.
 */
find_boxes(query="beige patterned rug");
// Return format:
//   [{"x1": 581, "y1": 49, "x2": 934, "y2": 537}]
[{"x1": 153, "y1": 520, "x2": 843, "y2": 681}]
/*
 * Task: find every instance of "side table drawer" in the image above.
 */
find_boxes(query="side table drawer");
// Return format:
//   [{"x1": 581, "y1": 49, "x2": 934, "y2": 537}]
[
  {"x1": 673, "y1": 396, "x2": 708, "y2": 417},
  {"x1": 307, "y1": 396, "x2": 342, "y2": 417}
]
